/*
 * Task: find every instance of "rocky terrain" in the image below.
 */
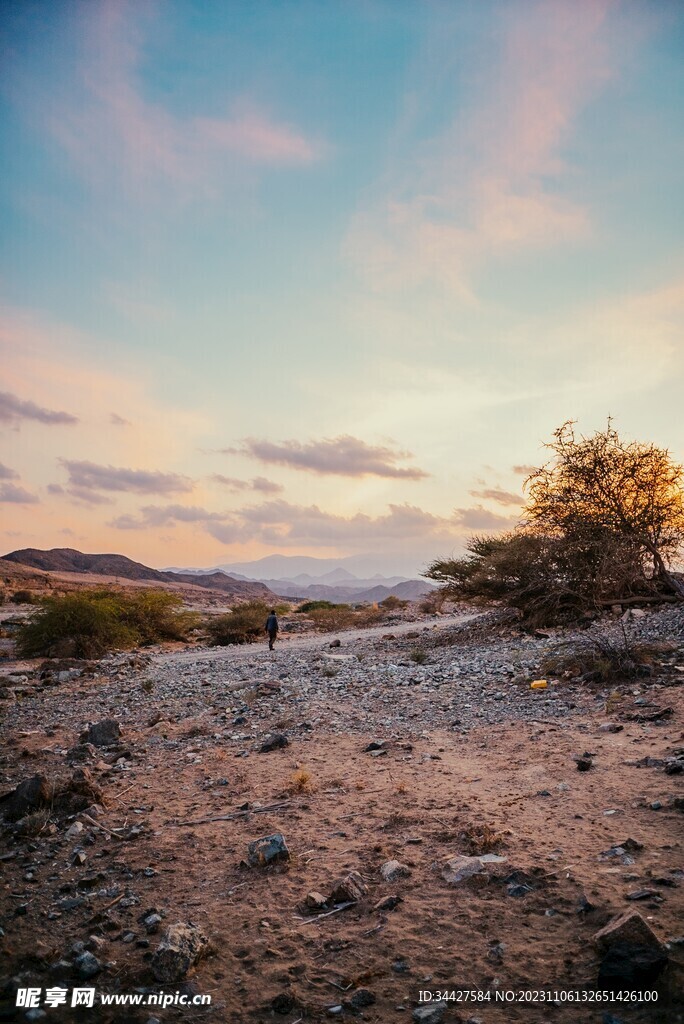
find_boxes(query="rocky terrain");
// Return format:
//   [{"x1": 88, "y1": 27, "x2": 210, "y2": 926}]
[{"x1": 0, "y1": 606, "x2": 683, "y2": 1023}]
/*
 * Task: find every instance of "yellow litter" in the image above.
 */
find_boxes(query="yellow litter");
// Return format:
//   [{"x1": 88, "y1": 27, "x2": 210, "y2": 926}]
[{"x1": 530, "y1": 679, "x2": 548, "y2": 690}]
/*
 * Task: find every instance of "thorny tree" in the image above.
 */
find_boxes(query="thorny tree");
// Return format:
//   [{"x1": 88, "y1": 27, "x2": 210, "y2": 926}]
[
  {"x1": 525, "y1": 421, "x2": 684, "y2": 599},
  {"x1": 425, "y1": 422, "x2": 684, "y2": 624}
]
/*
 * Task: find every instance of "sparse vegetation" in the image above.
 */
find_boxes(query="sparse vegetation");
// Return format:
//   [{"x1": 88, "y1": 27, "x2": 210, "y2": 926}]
[
  {"x1": 297, "y1": 600, "x2": 337, "y2": 613},
  {"x1": 409, "y1": 648, "x2": 428, "y2": 664},
  {"x1": 11, "y1": 590, "x2": 35, "y2": 604},
  {"x1": 426, "y1": 422, "x2": 684, "y2": 625},
  {"x1": 205, "y1": 600, "x2": 270, "y2": 646},
  {"x1": 287, "y1": 768, "x2": 314, "y2": 794},
  {"x1": 16, "y1": 590, "x2": 196, "y2": 658},
  {"x1": 541, "y1": 631, "x2": 659, "y2": 684},
  {"x1": 379, "y1": 595, "x2": 408, "y2": 610}
]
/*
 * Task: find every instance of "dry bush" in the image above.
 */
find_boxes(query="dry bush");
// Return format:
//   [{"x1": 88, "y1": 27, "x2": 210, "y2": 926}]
[
  {"x1": 379, "y1": 595, "x2": 409, "y2": 611},
  {"x1": 410, "y1": 648, "x2": 427, "y2": 664},
  {"x1": 288, "y1": 769, "x2": 314, "y2": 794},
  {"x1": 205, "y1": 601, "x2": 269, "y2": 645},
  {"x1": 541, "y1": 631, "x2": 657, "y2": 684},
  {"x1": 458, "y1": 823, "x2": 507, "y2": 855},
  {"x1": 15, "y1": 809, "x2": 52, "y2": 837}
]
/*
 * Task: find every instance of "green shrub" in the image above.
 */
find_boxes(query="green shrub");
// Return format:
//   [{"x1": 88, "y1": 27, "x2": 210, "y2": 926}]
[
  {"x1": 205, "y1": 601, "x2": 269, "y2": 645},
  {"x1": 379, "y1": 595, "x2": 408, "y2": 611},
  {"x1": 16, "y1": 589, "x2": 196, "y2": 658},
  {"x1": 297, "y1": 600, "x2": 337, "y2": 613}
]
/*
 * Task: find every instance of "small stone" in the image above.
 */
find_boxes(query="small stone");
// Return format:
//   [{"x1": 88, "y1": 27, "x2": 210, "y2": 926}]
[
  {"x1": 599, "y1": 723, "x2": 623, "y2": 733},
  {"x1": 151, "y1": 922, "x2": 209, "y2": 983},
  {"x1": 80, "y1": 719, "x2": 121, "y2": 747},
  {"x1": 247, "y1": 833, "x2": 290, "y2": 867},
  {"x1": 380, "y1": 859, "x2": 411, "y2": 882},
  {"x1": 348, "y1": 989, "x2": 375, "y2": 1010},
  {"x1": 413, "y1": 1002, "x2": 447, "y2": 1023},
  {"x1": 66, "y1": 821, "x2": 84, "y2": 840},
  {"x1": 650, "y1": 801, "x2": 663, "y2": 810},
  {"x1": 364, "y1": 740, "x2": 386, "y2": 752},
  {"x1": 143, "y1": 913, "x2": 163, "y2": 933},
  {"x1": 374, "y1": 895, "x2": 403, "y2": 912},
  {"x1": 259, "y1": 733, "x2": 289, "y2": 753},
  {"x1": 329, "y1": 871, "x2": 367, "y2": 904},
  {"x1": 576, "y1": 756, "x2": 593, "y2": 772},
  {"x1": 74, "y1": 951, "x2": 102, "y2": 978},
  {"x1": 304, "y1": 892, "x2": 327, "y2": 911}
]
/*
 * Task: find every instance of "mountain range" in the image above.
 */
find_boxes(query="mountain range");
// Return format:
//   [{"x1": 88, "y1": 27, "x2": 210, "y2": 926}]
[
  {"x1": 0, "y1": 548, "x2": 274, "y2": 602},
  {"x1": 164, "y1": 554, "x2": 435, "y2": 604}
]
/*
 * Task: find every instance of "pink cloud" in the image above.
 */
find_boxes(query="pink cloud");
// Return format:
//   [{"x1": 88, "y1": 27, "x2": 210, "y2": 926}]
[
  {"x1": 45, "y1": 3, "x2": 322, "y2": 196},
  {"x1": 346, "y1": 0, "x2": 618, "y2": 293}
]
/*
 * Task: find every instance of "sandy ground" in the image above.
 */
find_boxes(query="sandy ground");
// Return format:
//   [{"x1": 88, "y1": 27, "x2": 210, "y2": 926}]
[{"x1": 1, "y1": 617, "x2": 683, "y2": 1024}]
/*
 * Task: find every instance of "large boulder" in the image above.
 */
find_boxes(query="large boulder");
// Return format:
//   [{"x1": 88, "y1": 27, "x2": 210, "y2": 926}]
[
  {"x1": 0, "y1": 774, "x2": 52, "y2": 821},
  {"x1": 151, "y1": 923, "x2": 209, "y2": 983},
  {"x1": 593, "y1": 910, "x2": 669, "y2": 991}
]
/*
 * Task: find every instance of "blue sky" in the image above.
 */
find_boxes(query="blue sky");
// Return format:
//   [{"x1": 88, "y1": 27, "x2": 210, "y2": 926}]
[{"x1": 1, "y1": 0, "x2": 683, "y2": 574}]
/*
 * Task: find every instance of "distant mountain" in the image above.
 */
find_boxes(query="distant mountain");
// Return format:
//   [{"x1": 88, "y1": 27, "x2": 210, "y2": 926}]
[
  {"x1": 3, "y1": 548, "x2": 170, "y2": 581},
  {"x1": 1, "y1": 548, "x2": 275, "y2": 601},
  {"x1": 255, "y1": 577, "x2": 434, "y2": 603},
  {"x1": 212, "y1": 553, "x2": 423, "y2": 578}
]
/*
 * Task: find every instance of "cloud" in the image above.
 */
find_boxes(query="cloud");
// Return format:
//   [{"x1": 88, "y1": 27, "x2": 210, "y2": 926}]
[
  {"x1": 229, "y1": 435, "x2": 428, "y2": 479},
  {"x1": 0, "y1": 390, "x2": 78, "y2": 426},
  {"x1": 513, "y1": 464, "x2": 538, "y2": 476},
  {"x1": 0, "y1": 462, "x2": 19, "y2": 480},
  {"x1": 41, "y1": 4, "x2": 322, "y2": 199},
  {"x1": 0, "y1": 482, "x2": 40, "y2": 504},
  {"x1": 60, "y1": 460, "x2": 193, "y2": 495},
  {"x1": 110, "y1": 412, "x2": 130, "y2": 426},
  {"x1": 469, "y1": 488, "x2": 523, "y2": 506},
  {"x1": 345, "y1": 0, "x2": 615, "y2": 296},
  {"x1": 109, "y1": 504, "x2": 226, "y2": 529},
  {"x1": 211, "y1": 474, "x2": 283, "y2": 494},
  {"x1": 452, "y1": 505, "x2": 518, "y2": 531}
]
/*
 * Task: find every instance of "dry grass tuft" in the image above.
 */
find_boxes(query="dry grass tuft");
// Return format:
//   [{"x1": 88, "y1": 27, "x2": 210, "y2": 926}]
[{"x1": 288, "y1": 768, "x2": 314, "y2": 794}]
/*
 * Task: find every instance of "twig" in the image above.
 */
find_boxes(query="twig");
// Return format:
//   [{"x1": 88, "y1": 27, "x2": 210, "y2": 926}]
[
  {"x1": 295, "y1": 901, "x2": 356, "y2": 925},
  {"x1": 80, "y1": 813, "x2": 125, "y2": 839},
  {"x1": 174, "y1": 800, "x2": 294, "y2": 826},
  {"x1": 109, "y1": 783, "x2": 137, "y2": 804}
]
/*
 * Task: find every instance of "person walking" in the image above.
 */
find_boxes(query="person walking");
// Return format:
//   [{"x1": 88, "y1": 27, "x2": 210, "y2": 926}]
[{"x1": 265, "y1": 609, "x2": 279, "y2": 650}]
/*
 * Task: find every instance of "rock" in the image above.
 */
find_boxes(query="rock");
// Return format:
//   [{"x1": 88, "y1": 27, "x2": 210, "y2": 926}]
[
  {"x1": 441, "y1": 854, "x2": 506, "y2": 885},
  {"x1": 348, "y1": 989, "x2": 375, "y2": 1011},
  {"x1": 364, "y1": 740, "x2": 386, "y2": 752},
  {"x1": 73, "y1": 951, "x2": 102, "y2": 978},
  {"x1": 413, "y1": 1002, "x2": 447, "y2": 1023},
  {"x1": 66, "y1": 821, "x2": 84, "y2": 840},
  {"x1": 271, "y1": 993, "x2": 296, "y2": 1014},
  {"x1": 626, "y1": 889, "x2": 660, "y2": 901},
  {"x1": 599, "y1": 723, "x2": 623, "y2": 733},
  {"x1": 151, "y1": 922, "x2": 209, "y2": 983},
  {"x1": 304, "y1": 892, "x2": 327, "y2": 911},
  {"x1": 380, "y1": 860, "x2": 411, "y2": 882},
  {"x1": 576, "y1": 756, "x2": 593, "y2": 772},
  {"x1": 66, "y1": 743, "x2": 97, "y2": 763},
  {"x1": 329, "y1": 639, "x2": 341, "y2": 648},
  {"x1": 0, "y1": 774, "x2": 51, "y2": 821},
  {"x1": 329, "y1": 871, "x2": 368, "y2": 904},
  {"x1": 143, "y1": 913, "x2": 163, "y2": 933},
  {"x1": 247, "y1": 833, "x2": 290, "y2": 867},
  {"x1": 259, "y1": 733, "x2": 289, "y2": 752},
  {"x1": 374, "y1": 895, "x2": 403, "y2": 912},
  {"x1": 594, "y1": 910, "x2": 668, "y2": 991},
  {"x1": 80, "y1": 719, "x2": 121, "y2": 747}
]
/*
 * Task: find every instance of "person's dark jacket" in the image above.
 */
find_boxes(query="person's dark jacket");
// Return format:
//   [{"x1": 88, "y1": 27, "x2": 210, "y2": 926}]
[{"x1": 265, "y1": 613, "x2": 278, "y2": 634}]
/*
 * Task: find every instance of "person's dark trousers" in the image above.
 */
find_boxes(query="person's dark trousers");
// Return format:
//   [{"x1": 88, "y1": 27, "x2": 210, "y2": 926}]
[{"x1": 268, "y1": 631, "x2": 276, "y2": 650}]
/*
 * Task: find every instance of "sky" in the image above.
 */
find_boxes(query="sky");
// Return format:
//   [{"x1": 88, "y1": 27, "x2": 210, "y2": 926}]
[{"x1": 1, "y1": 0, "x2": 683, "y2": 576}]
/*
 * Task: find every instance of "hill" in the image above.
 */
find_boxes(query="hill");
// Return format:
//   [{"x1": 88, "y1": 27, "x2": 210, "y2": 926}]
[{"x1": 1, "y1": 548, "x2": 275, "y2": 602}]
